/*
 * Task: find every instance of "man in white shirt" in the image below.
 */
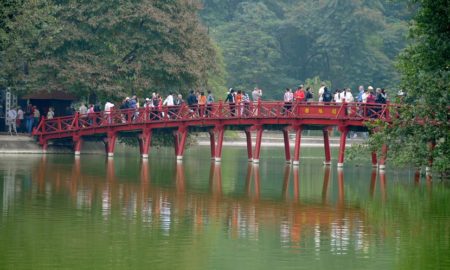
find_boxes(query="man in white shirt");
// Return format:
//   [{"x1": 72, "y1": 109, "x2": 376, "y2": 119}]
[
  {"x1": 283, "y1": 88, "x2": 293, "y2": 115},
  {"x1": 252, "y1": 87, "x2": 262, "y2": 102},
  {"x1": 318, "y1": 83, "x2": 326, "y2": 102},
  {"x1": 344, "y1": 88, "x2": 354, "y2": 103},
  {"x1": 163, "y1": 93, "x2": 174, "y2": 106},
  {"x1": 6, "y1": 108, "x2": 18, "y2": 135},
  {"x1": 79, "y1": 103, "x2": 88, "y2": 117},
  {"x1": 104, "y1": 102, "x2": 114, "y2": 124}
]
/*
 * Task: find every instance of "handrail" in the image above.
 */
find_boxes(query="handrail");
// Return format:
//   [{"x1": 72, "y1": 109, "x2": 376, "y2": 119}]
[{"x1": 33, "y1": 101, "x2": 394, "y2": 136}]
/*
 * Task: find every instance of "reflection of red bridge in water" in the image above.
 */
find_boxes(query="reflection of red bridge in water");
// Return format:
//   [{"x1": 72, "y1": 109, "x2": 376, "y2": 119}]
[
  {"x1": 32, "y1": 157, "x2": 390, "y2": 246},
  {"x1": 33, "y1": 101, "x2": 392, "y2": 167}
]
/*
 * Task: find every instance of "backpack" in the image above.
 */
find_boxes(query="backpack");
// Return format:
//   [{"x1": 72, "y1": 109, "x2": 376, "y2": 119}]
[{"x1": 323, "y1": 90, "x2": 332, "y2": 102}]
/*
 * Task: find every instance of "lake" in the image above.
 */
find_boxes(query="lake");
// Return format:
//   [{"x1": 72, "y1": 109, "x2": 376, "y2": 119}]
[{"x1": 0, "y1": 146, "x2": 448, "y2": 270}]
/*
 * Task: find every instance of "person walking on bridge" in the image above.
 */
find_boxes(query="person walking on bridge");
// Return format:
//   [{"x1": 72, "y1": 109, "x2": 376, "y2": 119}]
[
  {"x1": 283, "y1": 88, "x2": 293, "y2": 115},
  {"x1": 225, "y1": 88, "x2": 236, "y2": 116}
]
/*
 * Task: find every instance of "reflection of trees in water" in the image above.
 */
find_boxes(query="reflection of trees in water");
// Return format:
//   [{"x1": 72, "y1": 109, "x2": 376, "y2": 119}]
[{"x1": 4, "y1": 157, "x2": 398, "y2": 254}]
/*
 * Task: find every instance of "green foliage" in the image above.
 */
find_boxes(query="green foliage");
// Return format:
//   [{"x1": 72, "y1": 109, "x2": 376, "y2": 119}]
[
  {"x1": 367, "y1": 0, "x2": 450, "y2": 174},
  {"x1": 201, "y1": 0, "x2": 411, "y2": 98},
  {"x1": 0, "y1": 0, "x2": 221, "y2": 99}
]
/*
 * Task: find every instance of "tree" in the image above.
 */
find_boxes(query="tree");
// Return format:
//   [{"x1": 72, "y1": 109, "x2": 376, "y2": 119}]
[
  {"x1": 201, "y1": 0, "x2": 411, "y2": 97},
  {"x1": 368, "y1": 0, "x2": 449, "y2": 174},
  {"x1": 0, "y1": 0, "x2": 219, "y2": 98}
]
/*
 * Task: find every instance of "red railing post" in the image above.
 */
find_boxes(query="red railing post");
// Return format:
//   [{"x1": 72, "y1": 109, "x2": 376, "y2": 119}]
[{"x1": 257, "y1": 99, "x2": 261, "y2": 117}]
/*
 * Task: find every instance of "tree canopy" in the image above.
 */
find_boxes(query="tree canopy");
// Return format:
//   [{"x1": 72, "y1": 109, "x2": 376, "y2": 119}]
[
  {"x1": 201, "y1": 0, "x2": 411, "y2": 98},
  {"x1": 365, "y1": 0, "x2": 449, "y2": 174},
  {"x1": 0, "y1": 0, "x2": 219, "y2": 98}
]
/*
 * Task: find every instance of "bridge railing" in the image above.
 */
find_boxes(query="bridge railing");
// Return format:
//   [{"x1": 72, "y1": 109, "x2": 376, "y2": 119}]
[{"x1": 33, "y1": 101, "x2": 392, "y2": 135}]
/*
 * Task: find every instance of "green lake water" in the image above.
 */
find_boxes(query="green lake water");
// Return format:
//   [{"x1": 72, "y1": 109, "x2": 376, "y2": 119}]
[{"x1": 0, "y1": 146, "x2": 449, "y2": 270}]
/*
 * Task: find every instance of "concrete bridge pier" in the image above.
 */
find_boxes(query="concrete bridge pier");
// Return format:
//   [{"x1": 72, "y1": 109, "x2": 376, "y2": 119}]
[
  {"x1": 138, "y1": 129, "x2": 152, "y2": 159},
  {"x1": 322, "y1": 128, "x2": 331, "y2": 165},
  {"x1": 378, "y1": 144, "x2": 388, "y2": 170},
  {"x1": 337, "y1": 126, "x2": 349, "y2": 167},
  {"x1": 73, "y1": 135, "x2": 83, "y2": 156},
  {"x1": 245, "y1": 128, "x2": 253, "y2": 162},
  {"x1": 282, "y1": 127, "x2": 291, "y2": 164},
  {"x1": 371, "y1": 152, "x2": 378, "y2": 167},
  {"x1": 210, "y1": 126, "x2": 224, "y2": 162},
  {"x1": 173, "y1": 127, "x2": 188, "y2": 161},
  {"x1": 252, "y1": 125, "x2": 263, "y2": 164},
  {"x1": 292, "y1": 126, "x2": 303, "y2": 165},
  {"x1": 105, "y1": 131, "x2": 117, "y2": 158}
]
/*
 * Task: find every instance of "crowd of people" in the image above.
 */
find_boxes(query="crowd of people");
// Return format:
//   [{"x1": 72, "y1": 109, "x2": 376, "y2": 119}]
[
  {"x1": 5, "y1": 84, "x2": 390, "y2": 135},
  {"x1": 5, "y1": 103, "x2": 42, "y2": 135}
]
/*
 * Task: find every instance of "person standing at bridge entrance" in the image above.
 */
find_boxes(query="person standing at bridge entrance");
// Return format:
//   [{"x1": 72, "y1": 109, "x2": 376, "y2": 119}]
[{"x1": 6, "y1": 107, "x2": 17, "y2": 135}]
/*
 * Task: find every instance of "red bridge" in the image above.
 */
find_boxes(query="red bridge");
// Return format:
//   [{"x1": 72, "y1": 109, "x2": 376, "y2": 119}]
[{"x1": 33, "y1": 101, "x2": 391, "y2": 168}]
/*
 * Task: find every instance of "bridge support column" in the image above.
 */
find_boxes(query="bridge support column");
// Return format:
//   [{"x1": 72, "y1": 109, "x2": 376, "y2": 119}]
[
  {"x1": 105, "y1": 132, "x2": 117, "y2": 158},
  {"x1": 293, "y1": 126, "x2": 303, "y2": 165},
  {"x1": 214, "y1": 127, "x2": 225, "y2": 162},
  {"x1": 39, "y1": 138, "x2": 48, "y2": 154},
  {"x1": 73, "y1": 135, "x2": 83, "y2": 156},
  {"x1": 379, "y1": 144, "x2": 388, "y2": 170},
  {"x1": 42, "y1": 142, "x2": 48, "y2": 154},
  {"x1": 208, "y1": 129, "x2": 216, "y2": 160},
  {"x1": 174, "y1": 127, "x2": 188, "y2": 161},
  {"x1": 337, "y1": 126, "x2": 348, "y2": 167},
  {"x1": 283, "y1": 128, "x2": 291, "y2": 163},
  {"x1": 371, "y1": 152, "x2": 378, "y2": 167},
  {"x1": 322, "y1": 128, "x2": 331, "y2": 165},
  {"x1": 252, "y1": 125, "x2": 263, "y2": 163},
  {"x1": 245, "y1": 128, "x2": 253, "y2": 162},
  {"x1": 138, "y1": 129, "x2": 152, "y2": 159}
]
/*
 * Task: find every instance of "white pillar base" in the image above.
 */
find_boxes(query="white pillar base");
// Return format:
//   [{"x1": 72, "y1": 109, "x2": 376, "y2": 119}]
[
  {"x1": 142, "y1": 154, "x2": 149, "y2": 159},
  {"x1": 176, "y1": 155, "x2": 183, "y2": 160},
  {"x1": 75, "y1": 151, "x2": 81, "y2": 156},
  {"x1": 211, "y1": 157, "x2": 216, "y2": 160},
  {"x1": 323, "y1": 161, "x2": 331, "y2": 165},
  {"x1": 215, "y1": 157, "x2": 222, "y2": 162},
  {"x1": 425, "y1": 166, "x2": 431, "y2": 172},
  {"x1": 286, "y1": 160, "x2": 292, "y2": 164},
  {"x1": 107, "y1": 152, "x2": 114, "y2": 157},
  {"x1": 379, "y1": 164, "x2": 386, "y2": 170},
  {"x1": 248, "y1": 158, "x2": 254, "y2": 162},
  {"x1": 292, "y1": 160, "x2": 299, "y2": 165},
  {"x1": 252, "y1": 159, "x2": 260, "y2": 164},
  {"x1": 372, "y1": 163, "x2": 378, "y2": 168},
  {"x1": 337, "y1": 162, "x2": 344, "y2": 167}
]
